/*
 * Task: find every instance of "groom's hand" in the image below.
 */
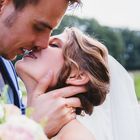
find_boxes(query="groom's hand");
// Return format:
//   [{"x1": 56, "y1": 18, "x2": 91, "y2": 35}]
[{"x1": 27, "y1": 71, "x2": 85, "y2": 138}]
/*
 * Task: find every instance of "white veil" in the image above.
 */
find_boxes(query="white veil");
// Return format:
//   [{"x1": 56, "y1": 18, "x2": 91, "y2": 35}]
[{"x1": 77, "y1": 55, "x2": 140, "y2": 140}]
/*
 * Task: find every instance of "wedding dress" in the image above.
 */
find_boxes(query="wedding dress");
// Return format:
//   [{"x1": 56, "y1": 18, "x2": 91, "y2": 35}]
[{"x1": 77, "y1": 55, "x2": 140, "y2": 140}]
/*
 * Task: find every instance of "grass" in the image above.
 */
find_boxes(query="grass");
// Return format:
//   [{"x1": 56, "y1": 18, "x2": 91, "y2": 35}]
[{"x1": 132, "y1": 71, "x2": 140, "y2": 101}]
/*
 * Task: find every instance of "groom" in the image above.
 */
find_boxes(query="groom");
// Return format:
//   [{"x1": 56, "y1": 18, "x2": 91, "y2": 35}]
[{"x1": 0, "y1": 0, "x2": 83, "y2": 138}]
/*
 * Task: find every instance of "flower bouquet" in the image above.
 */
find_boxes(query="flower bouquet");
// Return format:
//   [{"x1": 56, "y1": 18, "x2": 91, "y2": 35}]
[{"x1": 0, "y1": 85, "x2": 48, "y2": 140}]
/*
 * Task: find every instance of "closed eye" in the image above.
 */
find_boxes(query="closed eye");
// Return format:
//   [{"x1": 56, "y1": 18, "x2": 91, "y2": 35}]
[
  {"x1": 33, "y1": 24, "x2": 46, "y2": 32},
  {"x1": 33, "y1": 19, "x2": 53, "y2": 33},
  {"x1": 49, "y1": 43, "x2": 59, "y2": 48}
]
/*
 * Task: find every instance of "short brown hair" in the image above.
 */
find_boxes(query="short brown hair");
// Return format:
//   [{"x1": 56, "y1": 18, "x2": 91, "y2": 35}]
[{"x1": 12, "y1": 0, "x2": 81, "y2": 10}]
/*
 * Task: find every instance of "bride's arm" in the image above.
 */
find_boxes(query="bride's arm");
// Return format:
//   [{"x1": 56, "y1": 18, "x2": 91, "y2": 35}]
[{"x1": 60, "y1": 132, "x2": 96, "y2": 140}]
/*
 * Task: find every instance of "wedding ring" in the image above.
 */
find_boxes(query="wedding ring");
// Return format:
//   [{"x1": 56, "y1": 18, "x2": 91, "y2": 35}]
[
  {"x1": 70, "y1": 107, "x2": 76, "y2": 113},
  {"x1": 63, "y1": 106, "x2": 76, "y2": 115},
  {"x1": 81, "y1": 110, "x2": 85, "y2": 116}
]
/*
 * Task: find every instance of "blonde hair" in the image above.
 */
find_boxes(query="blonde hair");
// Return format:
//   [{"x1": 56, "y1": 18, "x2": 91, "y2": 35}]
[{"x1": 57, "y1": 27, "x2": 110, "y2": 115}]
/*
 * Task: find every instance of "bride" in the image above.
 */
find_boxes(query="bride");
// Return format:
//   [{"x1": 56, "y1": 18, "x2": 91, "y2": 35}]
[
  {"x1": 15, "y1": 27, "x2": 110, "y2": 139},
  {"x1": 15, "y1": 27, "x2": 140, "y2": 140}
]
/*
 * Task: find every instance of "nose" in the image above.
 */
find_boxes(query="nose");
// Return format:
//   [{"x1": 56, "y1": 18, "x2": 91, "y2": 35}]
[{"x1": 35, "y1": 32, "x2": 51, "y2": 49}]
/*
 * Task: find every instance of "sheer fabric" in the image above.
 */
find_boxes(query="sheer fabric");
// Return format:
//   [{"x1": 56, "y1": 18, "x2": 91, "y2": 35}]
[{"x1": 78, "y1": 55, "x2": 140, "y2": 140}]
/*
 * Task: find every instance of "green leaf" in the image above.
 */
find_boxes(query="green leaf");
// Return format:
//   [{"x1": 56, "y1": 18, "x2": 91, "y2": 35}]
[
  {"x1": 0, "y1": 85, "x2": 9, "y2": 104},
  {"x1": 25, "y1": 107, "x2": 34, "y2": 118}
]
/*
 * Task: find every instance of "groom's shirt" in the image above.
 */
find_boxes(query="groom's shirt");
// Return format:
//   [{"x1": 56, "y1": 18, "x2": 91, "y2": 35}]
[
  {"x1": 0, "y1": 57, "x2": 25, "y2": 114},
  {"x1": 0, "y1": 66, "x2": 14, "y2": 104}
]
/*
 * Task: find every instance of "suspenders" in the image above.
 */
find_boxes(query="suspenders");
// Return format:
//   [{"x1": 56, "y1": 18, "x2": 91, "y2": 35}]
[
  {"x1": 0, "y1": 57, "x2": 20, "y2": 108},
  {"x1": 0, "y1": 70, "x2": 5, "y2": 94}
]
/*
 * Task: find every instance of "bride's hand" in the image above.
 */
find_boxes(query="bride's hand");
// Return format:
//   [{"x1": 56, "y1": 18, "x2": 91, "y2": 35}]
[{"x1": 27, "y1": 71, "x2": 85, "y2": 138}]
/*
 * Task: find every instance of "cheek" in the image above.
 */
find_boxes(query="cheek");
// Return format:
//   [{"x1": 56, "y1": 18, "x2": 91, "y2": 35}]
[
  {"x1": 28, "y1": 61, "x2": 46, "y2": 80},
  {"x1": 40, "y1": 55, "x2": 64, "y2": 86},
  {"x1": 43, "y1": 57, "x2": 64, "y2": 76},
  {"x1": 41, "y1": 49, "x2": 64, "y2": 74},
  {"x1": 15, "y1": 59, "x2": 44, "y2": 81}
]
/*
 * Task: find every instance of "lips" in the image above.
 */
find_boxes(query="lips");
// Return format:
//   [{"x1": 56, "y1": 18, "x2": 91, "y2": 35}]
[{"x1": 22, "y1": 48, "x2": 37, "y2": 59}]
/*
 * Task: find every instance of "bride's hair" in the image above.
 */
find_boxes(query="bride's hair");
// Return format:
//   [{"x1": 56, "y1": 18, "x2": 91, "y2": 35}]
[{"x1": 54, "y1": 27, "x2": 110, "y2": 115}]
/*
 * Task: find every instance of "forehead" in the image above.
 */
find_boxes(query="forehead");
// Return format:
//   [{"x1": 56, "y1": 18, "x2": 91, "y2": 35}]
[
  {"x1": 52, "y1": 30, "x2": 69, "y2": 43},
  {"x1": 27, "y1": 0, "x2": 69, "y2": 28}
]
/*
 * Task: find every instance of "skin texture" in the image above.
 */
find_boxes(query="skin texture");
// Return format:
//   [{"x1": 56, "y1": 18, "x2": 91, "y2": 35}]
[
  {"x1": 52, "y1": 119, "x2": 96, "y2": 140},
  {"x1": 16, "y1": 29, "x2": 89, "y2": 89},
  {"x1": 0, "y1": 0, "x2": 84, "y2": 138},
  {"x1": 16, "y1": 30, "x2": 96, "y2": 139},
  {"x1": 15, "y1": 31, "x2": 68, "y2": 88},
  {"x1": 0, "y1": 0, "x2": 68, "y2": 59}
]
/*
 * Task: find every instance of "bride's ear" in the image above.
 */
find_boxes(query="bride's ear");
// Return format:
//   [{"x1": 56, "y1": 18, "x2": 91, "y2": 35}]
[{"x1": 66, "y1": 71, "x2": 89, "y2": 86}]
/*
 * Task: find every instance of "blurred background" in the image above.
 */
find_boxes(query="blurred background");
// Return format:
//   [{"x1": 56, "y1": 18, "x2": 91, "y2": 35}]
[{"x1": 16, "y1": 0, "x2": 140, "y2": 101}]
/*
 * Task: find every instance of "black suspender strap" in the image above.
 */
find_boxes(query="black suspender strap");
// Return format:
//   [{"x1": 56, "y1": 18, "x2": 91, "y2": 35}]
[{"x1": 0, "y1": 57, "x2": 20, "y2": 108}]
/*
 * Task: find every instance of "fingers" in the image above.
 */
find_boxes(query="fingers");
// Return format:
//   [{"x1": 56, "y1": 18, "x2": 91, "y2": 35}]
[
  {"x1": 66, "y1": 112, "x2": 76, "y2": 122},
  {"x1": 62, "y1": 107, "x2": 76, "y2": 125},
  {"x1": 65, "y1": 97, "x2": 82, "y2": 108},
  {"x1": 33, "y1": 71, "x2": 53, "y2": 97},
  {"x1": 52, "y1": 86, "x2": 86, "y2": 98},
  {"x1": 63, "y1": 106, "x2": 76, "y2": 115}
]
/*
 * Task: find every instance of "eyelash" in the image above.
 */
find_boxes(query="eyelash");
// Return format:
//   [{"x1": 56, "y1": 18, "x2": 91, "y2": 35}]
[{"x1": 50, "y1": 43, "x2": 59, "y2": 48}]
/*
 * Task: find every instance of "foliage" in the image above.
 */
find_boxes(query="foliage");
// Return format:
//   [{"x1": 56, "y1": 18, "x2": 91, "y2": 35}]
[
  {"x1": 121, "y1": 29, "x2": 140, "y2": 69},
  {"x1": 133, "y1": 71, "x2": 140, "y2": 100},
  {"x1": 52, "y1": 15, "x2": 140, "y2": 70}
]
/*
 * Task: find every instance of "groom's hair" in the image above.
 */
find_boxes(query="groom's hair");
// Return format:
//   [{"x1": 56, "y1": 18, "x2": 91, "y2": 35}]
[
  {"x1": 50, "y1": 27, "x2": 110, "y2": 116},
  {"x1": 12, "y1": 0, "x2": 81, "y2": 10}
]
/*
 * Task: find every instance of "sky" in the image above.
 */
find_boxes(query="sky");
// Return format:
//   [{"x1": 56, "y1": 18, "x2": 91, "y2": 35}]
[{"x1": 66, "y1": 0, "x2": 140, "y2": 31}]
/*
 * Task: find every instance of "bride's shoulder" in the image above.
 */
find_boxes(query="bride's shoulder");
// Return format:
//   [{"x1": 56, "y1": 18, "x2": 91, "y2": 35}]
[{"x1": 54, "y1": 119, "x2": 96, "y2": 140}]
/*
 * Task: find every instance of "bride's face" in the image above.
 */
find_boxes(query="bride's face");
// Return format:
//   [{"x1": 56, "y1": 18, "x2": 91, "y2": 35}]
[{"x1": 15, "y1": 31, "x2": 68, "y2": 87}]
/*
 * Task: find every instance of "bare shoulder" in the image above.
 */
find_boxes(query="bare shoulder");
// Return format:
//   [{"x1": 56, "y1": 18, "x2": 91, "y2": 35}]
[
  {"x1": 54, "y1": 119, "x2": 96, "y2": 140},
  {"x1": 60, "y1": 130, "x2": 96, "y2": 140}
]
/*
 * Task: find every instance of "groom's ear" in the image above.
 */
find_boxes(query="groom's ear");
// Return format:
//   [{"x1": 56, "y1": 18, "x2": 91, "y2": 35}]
[
  {"x1": 0, "y1": 0, "x2": 11, "y2": 13},
  {"x1": 0, "y1": 0, "x2": 4, "y2": 11},
  {"x1": 66, "y1": 71, "x2": 89, "y2": 86}
]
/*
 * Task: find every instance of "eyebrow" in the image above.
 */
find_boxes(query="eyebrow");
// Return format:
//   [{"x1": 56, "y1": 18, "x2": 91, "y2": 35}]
[{"x1": 35, "y1": 19, "x2": 53, "y2": 30}]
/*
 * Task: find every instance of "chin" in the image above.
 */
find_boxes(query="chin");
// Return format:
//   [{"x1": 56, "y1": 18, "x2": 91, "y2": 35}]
[
  {"x1": 9, "y1": 55, "x2": 17, "y2": 60},
  {"x1": 16, "y1": 60, "x2": 40, "y2": 83},
  {"x1": 15, "y1": 60, "x2": 37, "y2": 90},
  {"x1": 2, "y1": 53, "x2": 17, "y2": 60},
  {"x1": 15, "y1": 60, "x2": 28, "y2": 80}
]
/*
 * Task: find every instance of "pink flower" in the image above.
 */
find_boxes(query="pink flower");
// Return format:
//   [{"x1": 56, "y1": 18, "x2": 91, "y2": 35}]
[{"x1": 0, "y1": 104, "x2": 48, "y2": 140}]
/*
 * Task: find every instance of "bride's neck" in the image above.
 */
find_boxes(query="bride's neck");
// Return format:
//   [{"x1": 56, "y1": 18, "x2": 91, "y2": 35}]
[
  {"x1": 21, "y1": 75, "x2": 38, "y2": 106},
  {"x1": 20, "y1": 74, "x2": 37, "y2": 94},
  {"x1": 24, "y1": 79, "x2": 37, "y2": 93}
]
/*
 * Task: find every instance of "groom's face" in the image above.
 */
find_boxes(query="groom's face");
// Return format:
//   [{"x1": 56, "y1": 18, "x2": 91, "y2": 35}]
[{"x1": 0, "y1": 0, "x2": 69, "y2": 60}]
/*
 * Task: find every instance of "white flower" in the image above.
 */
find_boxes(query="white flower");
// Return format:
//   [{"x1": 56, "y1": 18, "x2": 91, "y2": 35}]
[
  {"x1": 0, "y1": 115, "x2": 48, "y2": 140},
  {"x1": 0, "y1": 104, "x2": 48, "y2": 140},
  {"x1": 0, "y1": 104, "x2": 4, "y2": 119}
]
